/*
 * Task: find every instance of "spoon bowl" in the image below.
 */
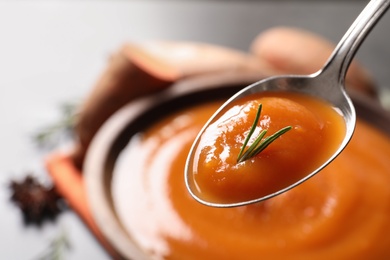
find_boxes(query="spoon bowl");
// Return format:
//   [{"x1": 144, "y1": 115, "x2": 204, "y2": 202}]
[{"x1": 185, "y1": 0, "x2": 390, "y2": 208}]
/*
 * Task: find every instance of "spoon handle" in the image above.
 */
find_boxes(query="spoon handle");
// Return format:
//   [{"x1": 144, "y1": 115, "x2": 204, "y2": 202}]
[{"x1": 321, "y1": 0, "x2": 390, "y2": 86}]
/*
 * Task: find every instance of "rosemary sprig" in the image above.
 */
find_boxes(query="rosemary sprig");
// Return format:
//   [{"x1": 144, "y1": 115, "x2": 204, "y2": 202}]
[
  {"x1": 33, "y1": 102, "x2": 78, "y2": 148},
  {"x1": 237, "y1": 104, "x2": 292, "y2": 163},
  {"x1": 35, "y1": 228, "x2": 71, "y2": 260}
]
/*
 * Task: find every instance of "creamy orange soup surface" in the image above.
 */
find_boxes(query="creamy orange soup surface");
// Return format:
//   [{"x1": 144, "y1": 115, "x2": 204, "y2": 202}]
[
  {"x1": 112, "y1": 94, "x2": 390, "y2": 260},
  {"x1": 190, "y1": 92, "x2": 346, "y2": 204}
]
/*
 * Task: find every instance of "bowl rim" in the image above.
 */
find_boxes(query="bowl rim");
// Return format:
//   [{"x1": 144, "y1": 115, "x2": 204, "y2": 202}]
[{"x1": 84, "y1": 72, "x2": 390, "y2": 259}]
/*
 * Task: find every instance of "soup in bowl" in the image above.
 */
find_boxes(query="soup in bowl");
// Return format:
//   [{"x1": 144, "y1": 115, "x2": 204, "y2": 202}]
[{"x1": 84, "y1": 74, "x2": 390, "y2": 259}]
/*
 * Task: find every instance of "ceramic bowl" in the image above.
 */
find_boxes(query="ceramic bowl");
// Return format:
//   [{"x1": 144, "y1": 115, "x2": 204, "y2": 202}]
[{"x1": 84, "y1": 73, "x2": 390, "y2": 259}]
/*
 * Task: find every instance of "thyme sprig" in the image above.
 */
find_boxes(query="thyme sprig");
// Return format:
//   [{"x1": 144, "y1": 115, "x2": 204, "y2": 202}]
[{"x1": 237, "y1": 104, "x2": 292, "y2": 163}]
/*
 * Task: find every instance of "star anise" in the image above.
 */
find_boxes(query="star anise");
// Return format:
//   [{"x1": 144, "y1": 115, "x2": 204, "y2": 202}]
[{"x1": 9, "y1": 174, "x2": 65, "y2": 226}]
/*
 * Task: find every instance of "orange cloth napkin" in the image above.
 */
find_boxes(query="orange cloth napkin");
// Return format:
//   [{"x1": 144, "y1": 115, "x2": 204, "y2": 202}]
[{"x1": 45, "y1": 152, "x2": 123, "y2": 259}]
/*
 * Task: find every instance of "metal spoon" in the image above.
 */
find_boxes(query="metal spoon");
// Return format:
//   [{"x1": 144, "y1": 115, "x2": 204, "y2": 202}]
[{"x1": 185, "y1": 0, "x2": 390, "y2": 208}]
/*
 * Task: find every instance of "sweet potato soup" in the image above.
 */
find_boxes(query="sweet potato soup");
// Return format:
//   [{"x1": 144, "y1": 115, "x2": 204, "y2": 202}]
[
  {"x1": 190, "y1": 92, "x2": 346, "y2": 204},
  {"x1": 112, "y1": 97, "x2": 390, "y2": 260}
]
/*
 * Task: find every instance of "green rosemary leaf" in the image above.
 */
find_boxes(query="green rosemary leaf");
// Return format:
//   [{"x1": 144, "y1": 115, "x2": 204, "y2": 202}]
[
  {"x1": 237, "y1": 104, "x2": 262, "y2": 160},
  {"x1": 238, "y1": 129, "x2": 267, "y2": 163},
  {"x1": 248, "y1": 126, "x2": 292, "y2": 159},
  {"x1": 236, "y1": 103, "x2": 292, "y2": 163},
  {"x1": 35, "y1": 228, "x2": 71, "y2": 260},
  {"x1": 33, "y1": 101, "x2": 78, "y2": 148}
]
